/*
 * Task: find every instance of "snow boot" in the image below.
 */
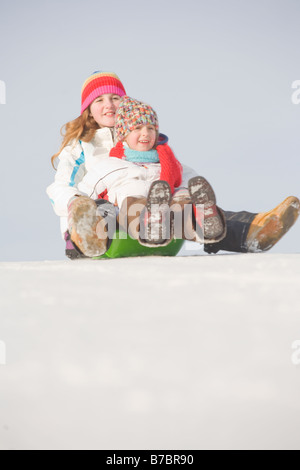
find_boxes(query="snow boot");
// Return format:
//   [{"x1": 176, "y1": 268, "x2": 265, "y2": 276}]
[
  {"x1": 68, "y1": 196, "x2": 109, "y2": 257},
  {"x1": 64, "y1": 230, "x2": 87, "y2": 259},
  {"x1": 118, "y1": 196, "x2": 147, "y2": 241},
  {"x1": 188, "y1": 176, "x2": 226, "y2": 243},
  {"x1": 119, "y1": 181, "x2": 173, "y2": 246},
  {"x1": 140, "y1": 180, "x2": 173, "y2": 246},
  {"x1": 246, "y1": 196, "x2": 300, "y2": 252}
]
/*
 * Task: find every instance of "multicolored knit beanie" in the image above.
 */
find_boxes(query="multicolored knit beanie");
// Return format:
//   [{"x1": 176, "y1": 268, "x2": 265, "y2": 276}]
[
  {"x1": 81, "y1": 71, "x2": 126, "y2": 114},
  {"x1": 115, "y1": 96, "x2": 159, "y2": 142}
]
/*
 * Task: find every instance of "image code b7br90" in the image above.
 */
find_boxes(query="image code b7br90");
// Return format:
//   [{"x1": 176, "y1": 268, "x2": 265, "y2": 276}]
[{"x1": 150, "y1": 455, "x2": 194, "y2": 465}]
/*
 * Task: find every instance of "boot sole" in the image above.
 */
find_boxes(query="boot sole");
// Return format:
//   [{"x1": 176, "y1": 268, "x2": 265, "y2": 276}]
[
  {"x1": 71, "y1": 198, "x2": 107, "y2": 257},
  {"x1": 141, "y1": 181, "x2": 172, "y2": 244},
  {"x1": 188, "y1": 176, "x2": 224, "y2": 240}
]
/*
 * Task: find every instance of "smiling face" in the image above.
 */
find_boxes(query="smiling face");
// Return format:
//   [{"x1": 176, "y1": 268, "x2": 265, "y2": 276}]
[
  {"x1": 89, "y1": 93, "x2": 122, "y2": 128},
  {"x1": 125, "y1": 124, "x2": 157, "y2": 151}
]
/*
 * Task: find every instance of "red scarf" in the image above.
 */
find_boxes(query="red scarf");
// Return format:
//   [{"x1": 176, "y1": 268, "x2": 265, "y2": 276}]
[{"x1": 109, "y1": 142, "x2": 182, "y2": 193}]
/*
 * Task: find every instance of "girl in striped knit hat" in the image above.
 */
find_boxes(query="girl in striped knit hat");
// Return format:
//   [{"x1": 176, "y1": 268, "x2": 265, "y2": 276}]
[{"x1": 47, "y1": 71, "x2": 299, "y2": 258}]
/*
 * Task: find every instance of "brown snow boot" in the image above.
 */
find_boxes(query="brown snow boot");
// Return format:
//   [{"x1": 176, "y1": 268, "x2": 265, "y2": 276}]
[
  {"x1": 246, "y1": 196, "x2": 300, "y2": 252},
  {"x1": 118, "y1": 196, "x2": 147, "y2": 241},
  {"x1": 68, "y1": 196, "x2": 108, "y2": 257}
]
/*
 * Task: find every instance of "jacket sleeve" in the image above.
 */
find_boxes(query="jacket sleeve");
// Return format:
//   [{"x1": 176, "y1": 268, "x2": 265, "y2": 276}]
[
  {"x1": 46, "y1": 142, "x2": 87, "y2": 217},
  {"x1": 77, "y1": 163, "x2": 107, "y2": 199},
  {"x1": 77, "y1": 157, "x2": 130, "y2": 199}
]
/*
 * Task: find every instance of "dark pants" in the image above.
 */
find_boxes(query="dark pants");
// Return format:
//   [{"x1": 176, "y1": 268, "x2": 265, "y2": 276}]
[
  {"x1": 204, "y1": 210, "x2": 256, "y2": 254},
  {"x1": 65, "y1": 208, "x2": 257, "y2": 259}
]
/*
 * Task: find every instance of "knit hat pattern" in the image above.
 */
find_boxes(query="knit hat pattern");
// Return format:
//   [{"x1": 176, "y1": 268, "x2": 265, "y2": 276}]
[
  {"x1": 115, "y1": 96, "x2": 159, "y2": 142},
  {"x1": 81, "y1": 71, "x2": 126, "y2": 114}
]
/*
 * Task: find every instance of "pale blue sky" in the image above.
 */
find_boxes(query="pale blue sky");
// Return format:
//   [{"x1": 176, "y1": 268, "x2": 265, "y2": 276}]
[{"x1": 0, "y1": 0, "x2": 299, "y2": 260}]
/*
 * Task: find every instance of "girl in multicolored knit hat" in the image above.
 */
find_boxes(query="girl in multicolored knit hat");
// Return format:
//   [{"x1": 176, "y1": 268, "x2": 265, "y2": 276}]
[
  {"x1": 47, "y1": 71, "x2": 300, "y2": 258},
  {"x1": 77, "y1": 95, "x2": 226, "y2": 247}
]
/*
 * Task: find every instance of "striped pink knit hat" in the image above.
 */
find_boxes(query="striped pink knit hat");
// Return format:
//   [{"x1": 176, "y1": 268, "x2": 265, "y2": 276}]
[{"x1": 81, "y1": 71, "x2": 126, "y2": 114}]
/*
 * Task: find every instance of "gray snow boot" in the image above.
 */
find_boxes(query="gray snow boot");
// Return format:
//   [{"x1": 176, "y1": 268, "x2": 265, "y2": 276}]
[
  {"x1": 188, "y1": 176, "x2": 226, "y2": 242},
  {"x1": 140, "y1": 180, "x2": 173, "y2": 246}
]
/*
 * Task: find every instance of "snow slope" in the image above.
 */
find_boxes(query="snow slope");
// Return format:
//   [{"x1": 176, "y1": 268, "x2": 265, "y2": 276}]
[{"x1": 1, "y1": 253, "x2": 300, "y2": 450}]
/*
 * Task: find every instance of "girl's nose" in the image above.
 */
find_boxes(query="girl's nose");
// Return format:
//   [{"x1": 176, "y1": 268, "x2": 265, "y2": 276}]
[
  {"x1": 105, "y1": 100, "x2": 114, "y2": 109},
  {"x1": 103, "y1": 96, "x2": 113, "y2": 108},
  {"x1": 141, "y1": 127, "x2": 149, "y2": 136}
]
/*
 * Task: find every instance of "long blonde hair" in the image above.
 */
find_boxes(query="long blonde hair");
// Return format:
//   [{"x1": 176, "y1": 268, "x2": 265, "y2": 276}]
[{"x1": 51, "y1": 109, "x2": 100, "y2": 169}]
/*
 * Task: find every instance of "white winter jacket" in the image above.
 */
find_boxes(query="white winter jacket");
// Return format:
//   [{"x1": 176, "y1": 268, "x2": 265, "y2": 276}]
[{"x1": 46, "y1": 128, "x2": 197, "y2": 236}]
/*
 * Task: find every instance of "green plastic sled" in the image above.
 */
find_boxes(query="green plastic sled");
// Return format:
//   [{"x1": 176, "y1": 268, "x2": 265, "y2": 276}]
[{"x1": 93, "y1": 230, "x2": 184, "y2": 259}]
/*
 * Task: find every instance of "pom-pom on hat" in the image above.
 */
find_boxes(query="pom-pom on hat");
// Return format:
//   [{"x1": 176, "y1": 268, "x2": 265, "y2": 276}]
[
  {"x1": 115, "y1": 96, "x2": 159, "y2": 142},
  {"x1": 81, "y1": 71, "x2": 126, "y2": 114}
]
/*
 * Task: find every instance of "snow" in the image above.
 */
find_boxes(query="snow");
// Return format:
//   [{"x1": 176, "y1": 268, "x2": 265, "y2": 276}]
[{"x1": 1, "y1": 253, "x2": 300, "y2": 450}]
